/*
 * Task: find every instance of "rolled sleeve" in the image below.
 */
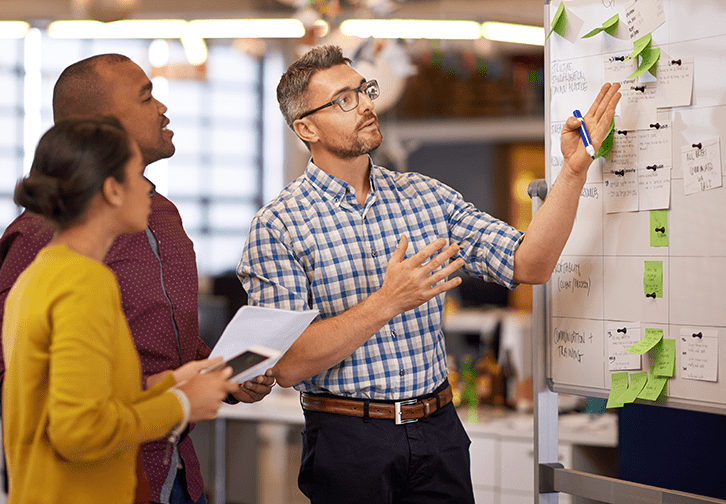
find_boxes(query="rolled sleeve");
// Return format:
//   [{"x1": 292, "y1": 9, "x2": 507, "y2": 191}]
[
  {"x1": 238, "y1": 211, "x2": 311, "y2": 311},
  {"x1": 444, "y1": 182, "x2": 525, "y2": 289}
]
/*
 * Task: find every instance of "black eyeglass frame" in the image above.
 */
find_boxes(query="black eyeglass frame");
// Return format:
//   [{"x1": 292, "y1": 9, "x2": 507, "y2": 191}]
[{"x1": 297, "y1": 79, "x2": 379, "y2": 120}]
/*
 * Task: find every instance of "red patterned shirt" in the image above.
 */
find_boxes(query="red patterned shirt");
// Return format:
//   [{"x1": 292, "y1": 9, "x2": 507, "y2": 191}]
[{"x1": 0, "y1": 193, "x2": 211, "y2": 502}]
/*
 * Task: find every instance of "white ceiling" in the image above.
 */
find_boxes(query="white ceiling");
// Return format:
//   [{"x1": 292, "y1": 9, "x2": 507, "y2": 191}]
[{"x1": 0, "y1": 0, "x2": 546, "y2": 27}]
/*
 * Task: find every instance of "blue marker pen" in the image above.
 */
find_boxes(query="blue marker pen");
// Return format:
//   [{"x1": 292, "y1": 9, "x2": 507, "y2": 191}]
[{"x1": 573, "y1": 109, "x2": 595, "y2": 159}]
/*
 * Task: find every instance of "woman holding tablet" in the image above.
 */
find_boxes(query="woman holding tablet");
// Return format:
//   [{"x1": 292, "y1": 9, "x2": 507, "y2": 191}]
[{"x1": 2, "y1": 117, "x2": 238, "y2": 504}]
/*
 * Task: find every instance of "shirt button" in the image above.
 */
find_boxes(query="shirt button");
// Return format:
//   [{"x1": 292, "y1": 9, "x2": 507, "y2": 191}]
[
  {"x1": 391, "y1": 330, "x2": 397, "y2": 337},
  {"x1": 399, "y1": 370, "x2": 405, "y2": 376},
  {"x1": 371, "y1": 251, "x2": 377, "y2": 258}
]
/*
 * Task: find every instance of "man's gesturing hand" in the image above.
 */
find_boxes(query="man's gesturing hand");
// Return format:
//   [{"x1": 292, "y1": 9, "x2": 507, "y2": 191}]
[{"x1": 378, "y1": 235, "x2": 464, "y2": 317}]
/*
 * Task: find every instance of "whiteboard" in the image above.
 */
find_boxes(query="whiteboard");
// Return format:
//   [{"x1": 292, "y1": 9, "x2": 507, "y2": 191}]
[{"x1": 545, "y1": 0, "x2": 726, "y2": 414}]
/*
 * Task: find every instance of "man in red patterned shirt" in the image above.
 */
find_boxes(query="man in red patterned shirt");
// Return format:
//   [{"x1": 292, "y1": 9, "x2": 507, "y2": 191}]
[{"x1": 0, "y1": 54, "x2": 276, "y2": 504}]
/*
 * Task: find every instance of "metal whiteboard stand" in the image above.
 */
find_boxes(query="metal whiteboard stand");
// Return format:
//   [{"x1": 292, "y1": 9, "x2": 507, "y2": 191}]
[
  {"x1": 528, "y1": 179, "x2": 725, "y2": 504},
  {"x1": 529, "y1": 179, "x2": 560, "y2": 504}
]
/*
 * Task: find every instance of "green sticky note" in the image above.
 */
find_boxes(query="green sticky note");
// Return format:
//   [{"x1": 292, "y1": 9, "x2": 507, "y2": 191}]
[
  {"x1": 595, "y1": 118, "x2": 615, "y2": 159},
  {"x1": 626, "y1": 33, "x2": 652, "y2": 61},
  {"x1": 638, "y1": 372, "x2": 668, "y2": 401},
  {"x1": 606, "y1": 372, "x2": 629, "y2": 409},
  {"x1": 643, "y1": 260, "x2": 663, "y2": 298},
  {"x1": 628, "y1": 47, "x2": 661, "y2": 79},
  {"x1": 547, "y1": 2, "x2": 567, "y2": 40},
  {"x1": 582, "y1": 14, "x2": 619, "y2": 38},
  {"x1": 650, "y1": 338, "x2": 676, "y2": 377},
  {"x1": 603, "y1": 14, "x2": 620, "y2": 35},
  {"x1": 625, "y1": 327, "x2": 663, "y2": 355},
  {"x1": 619, "y1": 371, "x2": 648, "y2": 403},
  {"x1": 650, "y1": 210, "x2": 668, "y2": 247}
]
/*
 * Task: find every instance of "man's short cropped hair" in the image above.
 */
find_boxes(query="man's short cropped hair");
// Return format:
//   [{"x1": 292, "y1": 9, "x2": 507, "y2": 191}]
[
  {"x1": 277, "y1": 45, "x2": 352, "y2": 129},
  {"x1": 52, "y1": 53, "x2": 130, "y2": 123}
]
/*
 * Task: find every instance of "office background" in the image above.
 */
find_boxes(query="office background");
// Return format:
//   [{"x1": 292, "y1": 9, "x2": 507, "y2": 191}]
[{"x1": 0, "y1": 2, "x2": 617, "y2": 504}]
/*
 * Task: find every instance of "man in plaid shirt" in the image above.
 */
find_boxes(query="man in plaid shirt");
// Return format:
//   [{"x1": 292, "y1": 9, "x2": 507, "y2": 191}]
[{"x1": 238, "y1": 45, "x2": 620, "y2": 503}]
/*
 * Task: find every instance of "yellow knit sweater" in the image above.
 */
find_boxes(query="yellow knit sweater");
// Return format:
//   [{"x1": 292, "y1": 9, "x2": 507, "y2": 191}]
[{"x1": 3, "y1": 245, "x2": 183, "y2": 504}]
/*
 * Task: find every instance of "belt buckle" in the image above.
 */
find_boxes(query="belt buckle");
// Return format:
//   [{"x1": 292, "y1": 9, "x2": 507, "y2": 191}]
[{"x1": 394, "y1": 399, "x2": 418, "y2": 425}]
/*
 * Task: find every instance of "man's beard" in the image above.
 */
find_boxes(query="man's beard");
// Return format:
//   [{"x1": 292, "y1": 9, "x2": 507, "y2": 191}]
[{"x1": 327, "y1": 128, "x2": 383, "y2": 159}]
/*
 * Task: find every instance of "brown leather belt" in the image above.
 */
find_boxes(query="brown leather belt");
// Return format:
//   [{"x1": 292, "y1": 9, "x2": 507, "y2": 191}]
[{"x1": 300, "y1": 383, "x2": 453, "y2": 425}]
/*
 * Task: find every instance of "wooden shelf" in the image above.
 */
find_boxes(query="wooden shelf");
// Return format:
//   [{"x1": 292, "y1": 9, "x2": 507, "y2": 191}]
[{"x1": 380, "y1": 116, "x2": 545, "y2": 145}]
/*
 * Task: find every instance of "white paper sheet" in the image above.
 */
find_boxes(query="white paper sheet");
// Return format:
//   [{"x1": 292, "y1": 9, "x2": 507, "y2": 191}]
[
  {"x1": 637, "y1": 122, "x2": 673, "y2": 210},
  {"x1": 603, "y1": 115, "x2": 673, "y2": 213},
  {"x1": 624, "y1": 0, "x2": 665, "y2": 40},
  {"x1": 655, "y1": 56, "x2": 694, "y2": 108},
  {"x1": 208, "y1": 306, "x2": 319, "y2": 381},
  {"x1": 607, "y1": 322, "x2": 642, "y2": 371},
  {"x1": 603, "y1": 130, "x2": 639, "y2": 213},
  {"x1": 680, "y1": 328, "x2": 719, "y2": 382},
  {"x1": 682, "y1": 137, "x2": 723, "y2": 196}
]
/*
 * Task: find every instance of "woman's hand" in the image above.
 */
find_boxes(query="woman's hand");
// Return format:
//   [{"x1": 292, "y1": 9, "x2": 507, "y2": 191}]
[
  {"x1": 176, "y1": 366, "x2": 238, "y2": 422},
  {"x1": 172, "y1": 356, "x2": 224, "y2": 384}
]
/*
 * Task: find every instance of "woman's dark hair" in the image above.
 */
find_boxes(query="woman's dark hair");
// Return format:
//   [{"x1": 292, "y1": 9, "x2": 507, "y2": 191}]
[{"x1": 14, "y1": 116, "x2": 132, "y2": 230}]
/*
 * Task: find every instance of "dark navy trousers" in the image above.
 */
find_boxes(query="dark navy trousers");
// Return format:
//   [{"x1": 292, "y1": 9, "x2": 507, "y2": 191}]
[{"x1": 298, "y1": 397, "x2": 475, "y2": 504}]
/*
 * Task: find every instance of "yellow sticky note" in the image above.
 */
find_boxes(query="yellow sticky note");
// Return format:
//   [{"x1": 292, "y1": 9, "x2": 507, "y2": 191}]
[
  {"x1": 643, "y1": 260, "x2": 663, "y2": 298},
  {"x1": 625, "y1": 327, "x2": 663, "y2": 355},
  {"x1": 638, "y1": 366, "x2": 668, "y2": 401},
  {"x1": 650, "y1": 210, "x2": 668, "y2": 247},
  {"x1": 595, "y1": 118, "x2": 615, "y2": 159},
  {"x1": 547, "y1": 2, "x2": 567, "y2": 40},
  {"x1": 650, "y1": 338, "x2": 675, "y2": 377},
  {"x1": 619, "y1": 371, "x2": 648, "y2": 403},
  {"x1": 582, "y1": 14, "x2": 619, "y2": 39},
  {"x1": 638, "y1": 372, "x2": 668, "y2": 401},
  {"x1": 626, "y1": 33, "x2": 652, "y2": 61},
  {"x1": 606, "y1": 372, "x2": 629, "y2": 409},
  {"x1": 628, "y1": 47, "x2": 661, "y2": 79}
]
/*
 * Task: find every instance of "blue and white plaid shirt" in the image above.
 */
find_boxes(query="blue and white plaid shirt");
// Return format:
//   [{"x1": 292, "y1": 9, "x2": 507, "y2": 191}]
[{"x1": 238, "y1": 159, "x2": 524, "y2": 400}]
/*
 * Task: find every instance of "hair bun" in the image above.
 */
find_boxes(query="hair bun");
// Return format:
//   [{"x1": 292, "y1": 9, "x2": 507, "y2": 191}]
[
  {"x1": 15, "y1": 117, "x2": 131, "y2": 230},
  {"x1": 15, "y1": 173, "x2": 68, "y2": 222}
]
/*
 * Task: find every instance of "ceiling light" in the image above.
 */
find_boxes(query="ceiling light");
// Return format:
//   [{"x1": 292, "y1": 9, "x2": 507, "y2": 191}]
[
  {"x1": 148, "y1": 39, "x2": 170, "y2": 67},
  {"x1": 340, "y1": 19, "x2": 482, "y2": 40},
  {"x1": 481, "y1": 21, "x2": 544, "y2": 46},
  {"x1": 187, "y1": 19, "x2": 306, "y2": 39},
  {"x1": 48, "y1": 19, "x2": 306, "y2": 40},
  {"x1": 48, "y1": 19, "x2": 187, "y2": 39},
  {"x1": 0, "y1": 21, "x2": 30, "y2": 39},
  {"x1": 313, "y1": 19, "x2": 330, "y2": 38},
  {"x1": 181, "y1": 35, "x2": 208, "y2": 65}
]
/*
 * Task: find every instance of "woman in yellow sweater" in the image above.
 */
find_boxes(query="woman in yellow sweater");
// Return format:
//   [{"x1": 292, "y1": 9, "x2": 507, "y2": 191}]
[{"x1": 2, "y1": 117, "x2": 238, "y2": 503}]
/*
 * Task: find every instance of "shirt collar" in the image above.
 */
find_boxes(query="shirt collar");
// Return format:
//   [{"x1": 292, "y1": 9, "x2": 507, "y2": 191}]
[{"x1": 304, "y1": 157, "x2": 378, "y2": 205}]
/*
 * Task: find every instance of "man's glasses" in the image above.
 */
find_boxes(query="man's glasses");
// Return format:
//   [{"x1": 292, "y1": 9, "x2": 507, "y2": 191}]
[{"x1": 298, "y1": 80, "x2": 380, "y2": 120}]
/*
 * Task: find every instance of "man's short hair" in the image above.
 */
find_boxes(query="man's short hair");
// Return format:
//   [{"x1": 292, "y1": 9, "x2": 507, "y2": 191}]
[
  {"x1": 277, "y1": 45, "x2": 352, "y2": 129},
  {"x1": 52, "y1": 54, "x2": 130, "y2": 123}
]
